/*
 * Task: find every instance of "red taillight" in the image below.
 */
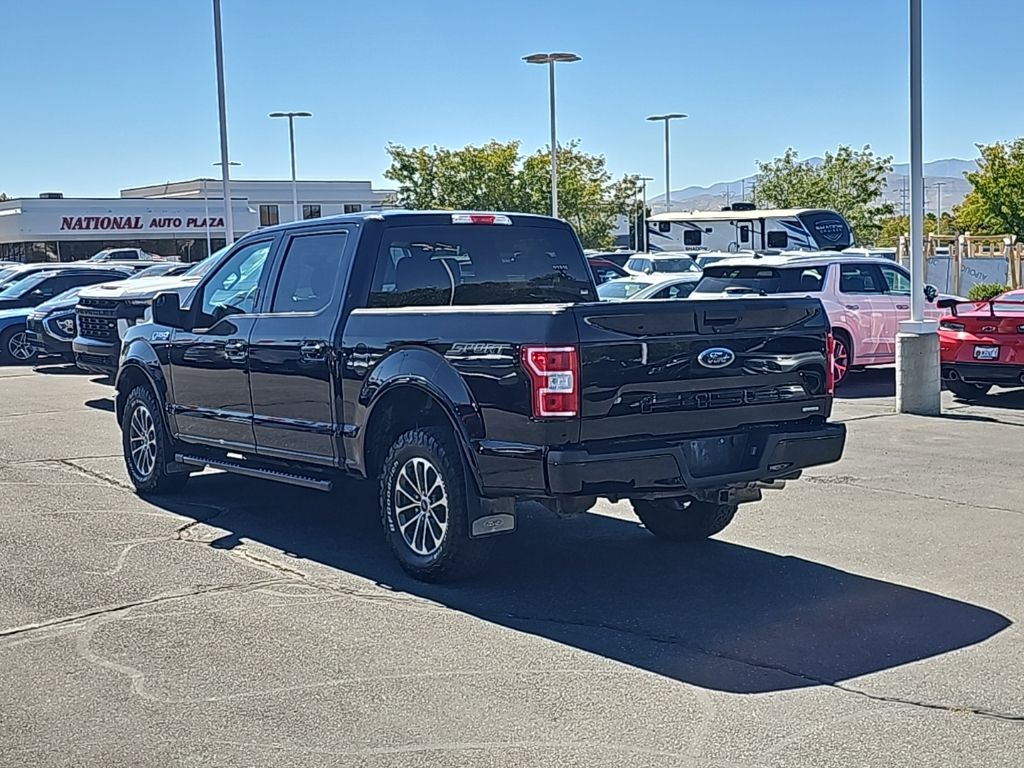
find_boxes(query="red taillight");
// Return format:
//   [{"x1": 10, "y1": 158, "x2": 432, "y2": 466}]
[
  {"x1": 825, "y1": 332, "x2": 836, "y2": 396},
  {"x1": 521, "y1": 345, "x2": 579, "y2": 418}
]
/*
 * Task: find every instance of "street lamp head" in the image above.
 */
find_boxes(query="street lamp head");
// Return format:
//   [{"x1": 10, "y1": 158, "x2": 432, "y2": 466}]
[
  {"x1": 647, "y1": 113, "x2": 687, "y2": 122},
  {"x1": 638, "y1": 175, "x2": 654, "y2": 182},
  {"x1": 269, "y1": 111, "x2": 313, "y2": 118},
  {"x1": 523, "y1": 52, "x2": 581, "y2": 64},
  {"x1": 212, "y1": 160, "x2": 241, "y2": 167}
]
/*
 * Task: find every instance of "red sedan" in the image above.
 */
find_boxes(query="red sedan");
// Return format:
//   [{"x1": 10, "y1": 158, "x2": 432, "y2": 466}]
[{"x1": 938, "y1": 289, "x2": 1024, "y2": 398}]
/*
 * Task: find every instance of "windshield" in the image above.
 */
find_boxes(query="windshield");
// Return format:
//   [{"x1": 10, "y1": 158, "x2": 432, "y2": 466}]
[
  {"x1": 130, "y1": 263, "x2": 186, "y2": 280},
  {"x1": 35, "y1": 286, "x2": 88, "y2": 312},
  {"x1": 598, "y1": 279, "x2": 653, "y2": 299},
  {"x1": 368, "y1": 225, "x2": 593, "y2": 306},
  {"x1": 185, "y1": 246, "x2": 230, "y2": 278},
  {"x1": 694, "y1": 264, "x2": 828, "y2": 295},
  {"x1": 0, "y1": 271, "x2": 50, "y2": 299},
  {"x1": 650, "y1": 258, "x2": 701, "y2": 273}
]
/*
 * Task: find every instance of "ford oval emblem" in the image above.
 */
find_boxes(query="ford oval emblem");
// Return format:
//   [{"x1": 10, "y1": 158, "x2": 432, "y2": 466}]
[{"x1": 697, "y1": 347, "x2": 736, "y2": 369}]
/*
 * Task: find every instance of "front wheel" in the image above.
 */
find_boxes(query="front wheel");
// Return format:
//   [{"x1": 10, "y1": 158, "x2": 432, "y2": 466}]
[
  {"x1": 0, "y1": 326, "x2": 39, "y2": 365},
  {"x1": 379, "y1": 427, "x2": 491, "y2": 582},
  {"x1": 946, "y1": 379, "x2": 992, "y2": 400},
  {"x1": 631, "y1": 498, "x2": 738, "y2": 542},
  {"x1": 121, "y1": 385, "x2": 190, "y2": 495}
]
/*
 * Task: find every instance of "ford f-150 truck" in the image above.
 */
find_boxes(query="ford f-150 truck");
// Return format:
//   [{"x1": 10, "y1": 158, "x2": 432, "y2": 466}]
[{"x1": 115, "y1": 211, "x2": 846, "y2": 581}]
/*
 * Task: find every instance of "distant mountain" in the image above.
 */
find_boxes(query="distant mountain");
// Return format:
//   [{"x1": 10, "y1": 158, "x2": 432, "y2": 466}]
[{"x1": 648, "y1": 158, "x2": 976, "y2": 214}]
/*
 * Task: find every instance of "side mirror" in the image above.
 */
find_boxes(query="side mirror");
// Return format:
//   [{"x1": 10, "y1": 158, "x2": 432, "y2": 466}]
[
  {"x1": 644, "y1": 265, "x2": 655, "y2": 275},
  {"x1": 936, "y1": 297, "x2": 958, "y2": 310},
  {"x1": 151, "y1": 292, "x2": 190, "y2": 330},
  {"x1": 924, "y1": 284, "x2": 938, "y2": 303}
]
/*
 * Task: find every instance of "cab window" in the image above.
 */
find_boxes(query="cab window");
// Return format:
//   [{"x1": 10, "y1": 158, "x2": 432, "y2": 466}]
[
  {"x1": 197, "y1": 241, "x2": 272, "y2": 322},
  {"x1": 270, "y1": 232, "x2": 349, "y2": 313}
]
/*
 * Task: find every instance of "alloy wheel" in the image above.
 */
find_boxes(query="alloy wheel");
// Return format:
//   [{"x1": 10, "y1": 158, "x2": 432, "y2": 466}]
[
  {"x1": 833, "y1": 336, "x2": 850, "y2": 384},
  {"x1": 128, "y1": 403, "x2": 158, "y2": 479},
  {"x1": 393, "y1": 456, "x2": 449, "y2": 556},
  {"x1": 8, "y1": 331, "x2": 36, "y2": 361}
]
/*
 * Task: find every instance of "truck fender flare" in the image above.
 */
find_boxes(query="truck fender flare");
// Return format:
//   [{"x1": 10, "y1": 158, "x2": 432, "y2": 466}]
[
  {"x1": 114, "y1": 342, "x2": 169, "y2": 425},
  {"x1": 355, "y1": 347, "x2": 485, "y2": 486}
]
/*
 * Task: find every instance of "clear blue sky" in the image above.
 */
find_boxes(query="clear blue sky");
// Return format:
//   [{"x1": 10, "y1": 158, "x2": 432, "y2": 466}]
[{"x1": 3, "y1": 0, "x2": 1021, "y2": 198}]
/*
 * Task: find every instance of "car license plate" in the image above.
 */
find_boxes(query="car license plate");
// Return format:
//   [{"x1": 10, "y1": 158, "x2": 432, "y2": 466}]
[{"x1": 973, "y1": 345, "x2": 999, "y2": 360}]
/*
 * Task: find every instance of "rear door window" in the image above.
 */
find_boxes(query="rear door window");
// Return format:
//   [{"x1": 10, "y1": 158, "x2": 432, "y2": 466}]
[
  {"x1": 839, "y1": 263, "x2": 886, "y2": 294},
  {"x1": 878, "y1": 264, "x2": 911, "y2": 295},
  {"x1": 270, "y1": 231, "x2": 349, "y2": 313},
  {"x1": 694, "y1": 265, "x2": 828, "y2": 295},
  {"x1": 368, "y1": 225, "x2": 593, "y2": 307}
]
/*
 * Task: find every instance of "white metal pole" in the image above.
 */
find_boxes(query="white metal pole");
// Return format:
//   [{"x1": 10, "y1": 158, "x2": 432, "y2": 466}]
[
  {"x1": 663, "y1": 120, "x2": 671, "y2": 213},
  {"x1": 203, "y1": 181, "x2": 211, "y2": 257},
  {"x1": 909, "y1": 0, "x2": 923, "y2": 323},
  {"x1": 213, "y1": 0, "x2": 234, "y2": 245},
  {"x1": 641, "y1": 178, "x2": 648, "y2": 252},
  {"x1": 548, "y1": 59, "x2": 558, "y2": 219},
  {"x1": 289, "y1": 114, "x2": 299, "y2": 221}
]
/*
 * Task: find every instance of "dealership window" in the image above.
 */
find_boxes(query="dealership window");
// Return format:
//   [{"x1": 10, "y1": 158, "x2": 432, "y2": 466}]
[
  {"x1": 343, "y1": 204, "x2": 362, "y2": 214},
  {"x1": 259, "y1": 204, "x2": 280, "y2": 227},
  {"x1": 302, "y1": 204, "x2": 322, "y2": 220}
]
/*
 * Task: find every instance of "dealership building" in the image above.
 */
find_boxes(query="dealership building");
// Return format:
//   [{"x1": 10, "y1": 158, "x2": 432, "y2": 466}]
[{"x1": 0, "y1": 179, "x2": 393, "y2": 263}]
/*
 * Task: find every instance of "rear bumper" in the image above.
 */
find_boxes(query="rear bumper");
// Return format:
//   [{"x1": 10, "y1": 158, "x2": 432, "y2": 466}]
[
  {"x1": 72, "y1": 336, "x2": 119, "y2": 374},
  {"x1": 942, "y1": 362, "x2": 1024, "y2": 386},
  {"x1": 545, "y1": 422, "x2": 846, "y2": 497},
  {"x1": 942, "y1": 364, "x2": 1024, "y2": 387}
]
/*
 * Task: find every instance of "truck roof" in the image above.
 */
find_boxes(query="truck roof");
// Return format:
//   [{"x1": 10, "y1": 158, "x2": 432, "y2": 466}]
[{"x1": 245, "y1": 210, "x2": 565, "y2": 240}]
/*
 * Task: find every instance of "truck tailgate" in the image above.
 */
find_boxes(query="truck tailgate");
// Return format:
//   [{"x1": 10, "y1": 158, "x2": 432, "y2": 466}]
[{"x1": 572, "y1": 297, "x2": 831, "y2": 443}]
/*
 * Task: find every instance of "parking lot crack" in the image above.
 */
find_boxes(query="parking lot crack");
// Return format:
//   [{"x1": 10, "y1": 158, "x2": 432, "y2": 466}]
[
  {"x1": 502, "y1": 612, "x2": 1024, "y2": 723},
  {"x1": 804, "y1": 475, "x2": 1024, "y2": 517},
  {"x1": 52, "y1": 458, "x2": 135, "y2": 491},
  {"x1": 0, "y1": 579, "x2": 288, "y2": 642}
]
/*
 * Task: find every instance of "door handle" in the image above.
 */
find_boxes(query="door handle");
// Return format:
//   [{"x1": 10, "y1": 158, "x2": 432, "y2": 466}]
[
  {"x1": 300, "y1": 340, "x2": 328, "y2": 362},
  {"x1": 224, "y1": 339, "x2": 248, "y2": 362},
  {"x1": 844, "y1": 304, "x2": 860, "y2": 310},
  {"x1": 896, "y1": 304, "x2": 910, "y2": 310}
]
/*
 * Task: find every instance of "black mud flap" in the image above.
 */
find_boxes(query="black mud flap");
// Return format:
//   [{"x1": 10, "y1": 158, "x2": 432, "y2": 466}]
[{"x1": 468, "y1": 496, "x2": 517, "y2": 539}]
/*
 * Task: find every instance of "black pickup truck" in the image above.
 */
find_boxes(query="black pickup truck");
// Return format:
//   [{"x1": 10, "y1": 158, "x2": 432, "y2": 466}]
[{"x1": 115, "y1": 211, "x2": 845, "y2": 581}]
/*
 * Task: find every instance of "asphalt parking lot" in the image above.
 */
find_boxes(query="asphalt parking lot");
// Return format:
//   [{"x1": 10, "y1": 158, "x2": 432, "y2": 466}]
[{"x1": 1, "y1": 363, "x2": 1022, "y2": 767}]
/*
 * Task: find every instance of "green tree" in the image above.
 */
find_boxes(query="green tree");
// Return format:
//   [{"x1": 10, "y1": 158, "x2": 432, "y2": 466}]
[
  {"x1": 752, "y1": 145, "x2": 896, "y2": 245},
  {"x1": 876, "y1": 212, "x2": 956, "y2": 246},
  {"x1": 959, "y1": 138, "x2": 1024, "y2": 236},
  {"x1": 0, "y1": 193, "x2": 8, "y2": 201},
  {"x1": 384, "y1": 140, "x2": 637, "y2": 248}
]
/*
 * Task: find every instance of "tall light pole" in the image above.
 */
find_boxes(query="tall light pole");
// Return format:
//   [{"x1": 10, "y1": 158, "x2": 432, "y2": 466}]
[
  {"x1": 895, "y1": 0, "x2": 940, "y2": 415},
  {"x1": 212, "y1": 0, "x2": 235, "y2": 245},
  {"x1": 932, "y1": 181, "x2": 946, "y2": 235},
  {"x1": 207, "y1": 161, "x2": 240, "y2": 257},
  {"x1": 269, "y1": 111, "x2": 313, "y2": 221},
  {"x1": 638, "y1": 175, "x2": 653, "y2": 252},
  {"x1": 523, "y1": 52, "x2": 581, "y2": 218},
  {"x1": 646, "y1": 113, "x2": 687, "y2": 212}
]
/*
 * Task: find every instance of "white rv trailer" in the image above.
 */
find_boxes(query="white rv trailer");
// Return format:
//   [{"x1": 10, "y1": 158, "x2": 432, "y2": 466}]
[{"x1": 647, "y1": 204, "x2": 853, "y2": 253}]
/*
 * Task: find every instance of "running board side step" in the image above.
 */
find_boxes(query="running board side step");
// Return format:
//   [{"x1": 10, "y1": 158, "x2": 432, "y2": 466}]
[{"x1": 175, "y1": 454, "x2": 334, "y2": 492}]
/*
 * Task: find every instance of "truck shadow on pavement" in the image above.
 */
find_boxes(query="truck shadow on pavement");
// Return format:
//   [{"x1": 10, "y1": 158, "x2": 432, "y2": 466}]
[{"x1": 152, "y1": 475, "x2": 1010, "y2": 696}]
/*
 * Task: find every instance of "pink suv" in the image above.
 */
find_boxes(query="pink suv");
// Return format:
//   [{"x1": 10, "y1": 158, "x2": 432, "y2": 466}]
[{"x1": 690, "y1": 254, "x2": 944, "y2": 383}]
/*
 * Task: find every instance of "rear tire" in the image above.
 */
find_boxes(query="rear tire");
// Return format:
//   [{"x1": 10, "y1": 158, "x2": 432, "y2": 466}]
[
  {"x1": 946, "y1": 379, "x2": 992, "y2": 399},
  {"x1": 379, "y1": 427, "x2": 492, "y2": 582},
  {"x1": 121, "y1": 384, "x2": 190, "y2": 495},
  {"x1": 632, "y1": 498, "x2": 738, "y2": 542},
  {"x1": 0, "y1": 326, "x2": 38, "y2": 365}
]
